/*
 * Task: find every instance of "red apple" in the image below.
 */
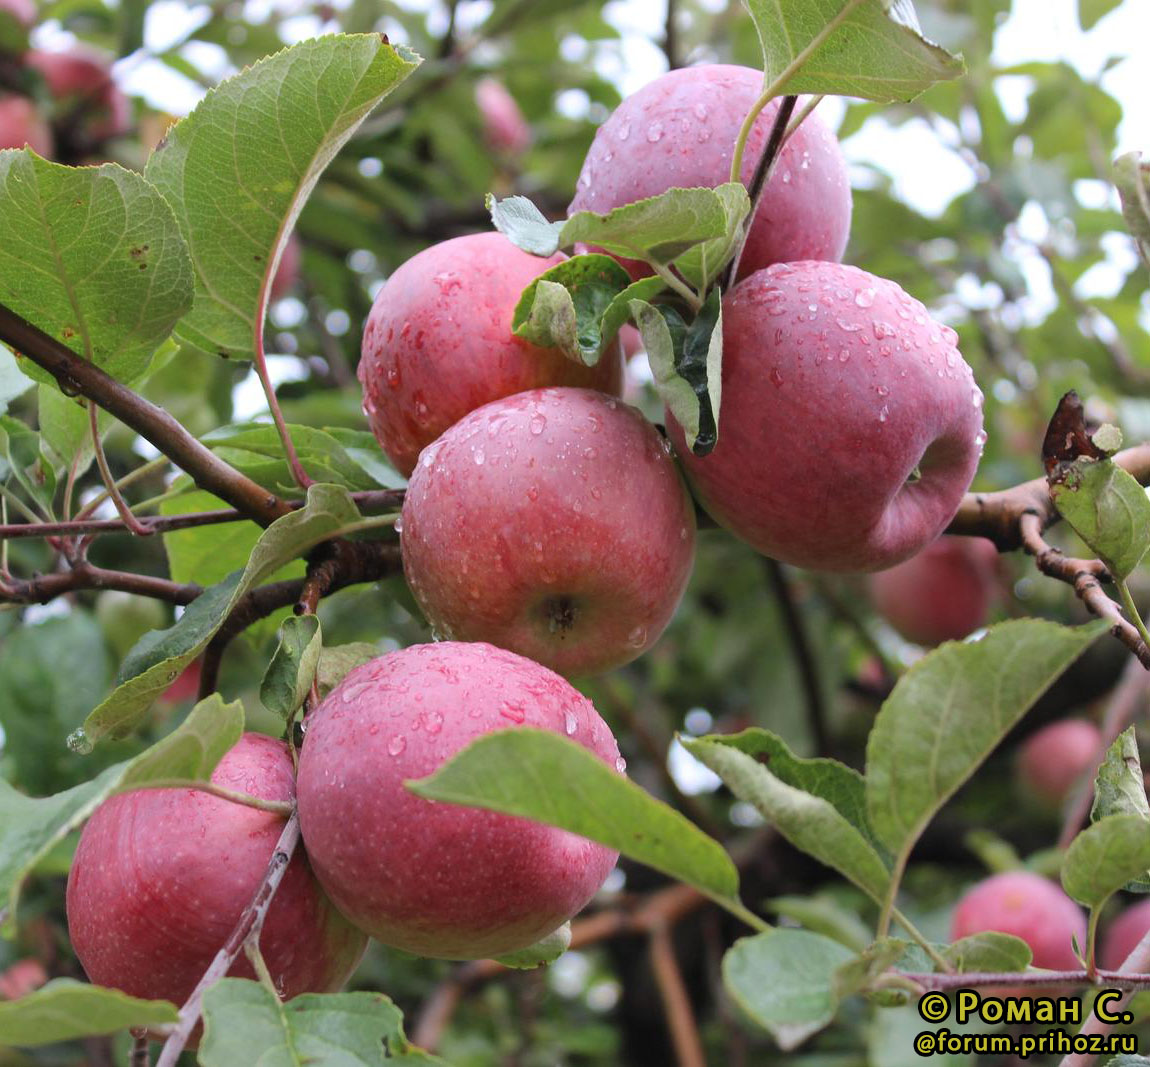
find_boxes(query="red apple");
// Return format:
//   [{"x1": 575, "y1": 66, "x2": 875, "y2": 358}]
[
  {"x1": 568, "y1": 65, "x2": 850, "y2": 282},
  {"x1": 1101, "y1": 898, "x2": 1150, "y2": 970},
  {"x1": 0, "y1": 0, "x2": 35, "y2": 31},
  {"x1": 869, "y1": 535, "x2": 1000, "y2": 645},
  {"x1": 359, "y1": 232, "x2": 624, "y2": 476},
  {"x1": 618, "y1": 324, "x2": 645, "y2": 360},
  {"x1": 475, "y1": 77, "x2": 531, "y2": 156},
  {"x1": 67, "y1": 734, "x2": 366, "y2": 1011},
  {"x1": 1016, "y1": 719, "x2": 1102, "y2": 809},
  {"x1": 0, "y1": 96, "x2": 53, "y2": 155},
  {"x1": 269, "y1": 233, "x2": 301, "y2": 302},
  {"x1": 400, "y1": 387, "x2": 696, "y2": 676},
  {"x1": 951, "y1": 871, "x2": 1085, "y2": 985},
  {"x1": 666, "y1": 260, "x2": 985, "y2": 572},
  {"x1": 0, "y1": 958, "x2": 47, "y2": 1000},
  {"x1": 296, "y1": 641, "x2": 621, "y2": 960},
  {"x1": 28, "y1": 48, "x2": 131, "y2": 144}
]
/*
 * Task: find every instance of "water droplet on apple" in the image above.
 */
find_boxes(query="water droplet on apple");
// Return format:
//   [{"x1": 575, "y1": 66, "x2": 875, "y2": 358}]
[
  {"x1": 646, "y1": 121, "x2": 664, "y2": 142},
  {"x1": 769, "y1": 367, "x2": 784, "y2": 387},
  {"x1": 527, "y1": 485, "x2": 539, "y2": 502},
  {"x1": 66, "y1": 728, "x2": 93, "y2": 755},
  {"x1": 617, "y1": 120, "x2": 631, "y2": 141},
  {"x1": 473, "y1": 448, "x2": 485, "y2": 466},
  {"x1": 694, "y1": 102, "x2": 708, "y2": 120},
  {"x1": 386, "y1": 366, "x2": 401, "y2": 389},
  {"x1": 971, "y1": 386, "x2": 984, "y2": 408},
  {"x1": 564, "y1": 712, "x2": 578, "y2": 736},
  {"x1": 974, "y1": 429, "x2": 988, "y2": 448},
  {"x1": 387, "y1": 735, "x2": 407, "y2": 757},
  {"x1": 835, "y1": 317, "x2": 861, "y2": 333},
  {"x1": 615, "y1": 757, "x2": 628, "y2": 774},
  {"x1": 423, "y1": 710, "x2": 443, "y2": 735},
  {"x1": 393, "y1": 515, "x2": 404, "y2": 534},
  {"x1": 876, "y1": 385, "x2": 889, "y2": 397},
  {"x1": 854, "y1": 288, "x2": 876, "y2": 308},
  {"x1": 878, "y1": 405, "x2": 890, "y2": 423},
  {"x1": 529, "y1": 414, "x2": 547, "y2": 435},
  {"x1": 500, "y1": 702, "x2": 526, "y2": 724},
  {"x1": 837, "y1": 348, "x2": 850, "y2": 363},
  {"x1": 627, "y1": 625, "x2": 647, "y2": 648}
]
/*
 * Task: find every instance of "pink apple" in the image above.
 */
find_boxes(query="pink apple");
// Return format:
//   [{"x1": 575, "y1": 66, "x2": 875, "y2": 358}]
[
  {"x1": 665, "y1": 260, "x2": 985, "y2": 572},
  {"x1": 951, "y1": 871, "x2": 1085, "y2": 988},
  {"x1": 618, "y1": 324, "x2": 645, "y2": 360},
  {"x1": 568, "y1": 64, "x2": 850, "y2": 282},
  {"x1": 475, "y1": 77, "x2": 531, "y2": 156},
  {"x1": 28, "y1": 48, "x2": 131, "y2": 144},
  {"x1": 1101, "y1": 898, "x2": 1150, "y2": 970},
  {"x1": 270, "y1": 233, "x2": 301, "y2": 302},
  {"x1": 296, "y1": 641, "x2": 621, "y2": 960},
  {"x1": 67, "y1": 734, "x2": 366, "y2": 1012},
  {"x1": 400, "y1": 387, "x2": 696, "y2": 676},
  {"x1": 359, "y1": 232, "x2": 624, "y2": 476},
  {"x1": 0, "y1": 96, "x2": 52, "y2": 155},
  {"x1": 1016, "y1": 719, "x2": 1102, "y2": 809},
  {"x1": 0, "y1": 958, "x2": 47, "y2": 1000},
  {"x1": 869, "y1": 535, "x2": 1000, "y2": 645},
  {"x1": 0, "y1": 0, "x2": 35, "y2": 30}
]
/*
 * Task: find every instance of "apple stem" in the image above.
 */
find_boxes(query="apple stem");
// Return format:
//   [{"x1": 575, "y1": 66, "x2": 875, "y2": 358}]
[
  {"x1": 129, "y1": 779, "x2": 295, "y2": 817},
  {"x1": 155, "y1": 810, "x2": 302, "y2": 1067}
]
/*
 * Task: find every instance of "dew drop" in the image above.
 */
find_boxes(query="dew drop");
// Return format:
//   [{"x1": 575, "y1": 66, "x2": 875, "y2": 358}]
[
  {"x1": 615, "y1": 757, "x2": 628, "y2": 774},
  {"x1": 341, "y1": 680, "x2": 374, "y2": 703},
  {"x1": 387, "y1": 735, "x2": 407, "y2": 757},
  {"x1": 878, "y1": 405, "x2": 889, "y2": 423},
  {"x1": 627, "y1": 625, "x2": 647, "y2": 648},
  {"x1": 680, "y1": 527, "x2": 688, "y2": 540},
  {"x1": 835, "y1": 317, "x2": 862, "y2": 333},
  {"x1": 876, "y1": 385, "x2": 890, "y2": 397},
  {"x1": 974, "y1": 429, "x2": 988, "y2": 448},
  {"x1": 854, "y1": 288, "x2": 876, "y2": 308},
  {"x1": 393, "y1": 515, "x2": 404, "y2": 534},
  {"x1": 769, "y1": 367, "x2": 784, "y2": 387},
  {"x1": 527, "y1": 485, "x2": 539, "y2": 502},
  {"x1": 66, "y1": 728, "x2": 93, "y2": 755},
  {"x1": 646, "y1": 121, "x2": 664, "y2": 143},
  {"x1": 500, "y1": 702, "x2": 526, "y2": 724},
  {"x1": 529, "y1": 414, "x2": 547, "y2": 435},
  {"x1": 473, "y1": 448, "x2": 485, "y2": 466},
  {"x1": 564, "y1": 712, "x2": 578, "y2": 736},
  {"x1": 385, "y1": 366, "x2": 401, "y2": 389},
  {"x1": 837, "y1": 348, "x2": 851, "y2": 363},
  {"x1": 971, "y1": 386, "x2": 984, "y2": 408},
  {"x1": 423, "y1": 710, "x2": 443, "y2": 735},
  {"x1": 617, "y1": 120, "x2": 631, "y2": 141}
]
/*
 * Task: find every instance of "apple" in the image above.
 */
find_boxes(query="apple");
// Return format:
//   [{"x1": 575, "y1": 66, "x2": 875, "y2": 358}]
[
  {"x1": 269, "y1": 233, "x2": 301, "y2": 302},
  {"x1": 0, "y1": 97, "x2": 53, "y2": 156},
  {"x1": 475, "y1": 77, "x2": 531, "y2": 156},
  {"x1": 0, "y1": 0, "x2": 35, "y2": 33},
  {"x1": 665, "y1": 260, "x2": 986, "y2": 572},
  {"x1": 1016, "y1": 719, "x2": 1102, "y2": 809},
  {"x1": 0, "y1": 958, "x2": 47, "y2": 1000},
  {"x1": 869, "y1": 535, "x2": 1000, "y2": 645},
  {"x1": 951, "y1": 871, "x2": 1085, "y2": 983},
  {"x1": 67, "y1": 733, "x2": 367, "y2": 1011},
  {"x1": 28, "y1": 48, "x2": 131, "y2": 145},
  {"x1": 359, "y1": 232, "x2": 624, "y2": 476},
  {"x1": 1101, "y1": 898, "x2": 1150, "y2": 970},
  {"x1": 296, "y1": 641, "x2": 621, "y2": 960},
  {"x1": 618, "y1": 324, "x2": 645, "y2": 360},
  {"x1": 400, "y1": 387, "x2": 696, "y2": 676},
  {"x1": 567, "y1": 64, "x2": 850, "y2": 282}
]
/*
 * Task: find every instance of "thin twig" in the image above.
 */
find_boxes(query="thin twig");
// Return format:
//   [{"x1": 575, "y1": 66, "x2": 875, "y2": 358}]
[
  {"x1": 155, "y1": 811, "x2": 301, "y2": 1067},
  {"x1": 903, "y1": 966, "x2": 1150, "y2": 993},
  {"x1": 88, "y1": 402, "x2": 154, "y2": 537},
  {"x1": 649, "y1": 924, "x2": 706, "y2": 1067},
  {"x1": 0, "y1": 564, "x2": 200, "y2": 605},
  {"x1": 130, "y1": 1034, "x2": 150, "y2": 1067}
]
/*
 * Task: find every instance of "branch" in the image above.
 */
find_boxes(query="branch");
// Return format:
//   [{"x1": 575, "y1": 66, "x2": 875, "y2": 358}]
[
  {"x1": 0, "y1": 563, "x2": 201, "y2": 605},
  {"x1": 903, "y1": 967, "x2": 1150, "y2": 993},
  {"x1": 649, "y1": 924, "x2": 706, "y2": 1067},
  {"x1": 155, "y1": 810, "x2": 301, "y2": 1067},
  {"x1": 0, "y1": 302, "x2": 288, "y2": 525}
]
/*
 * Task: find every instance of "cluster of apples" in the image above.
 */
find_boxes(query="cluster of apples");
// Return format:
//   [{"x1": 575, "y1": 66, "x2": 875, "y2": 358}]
[
  {"x1": 66, "y1": 64, "x2": 990, "y2": 1018},
  {"x1": 0, "y1": 0, "x2": 129, "y2": 162}
]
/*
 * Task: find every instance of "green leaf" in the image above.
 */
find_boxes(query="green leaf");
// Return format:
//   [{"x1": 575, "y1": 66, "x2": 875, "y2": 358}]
[
  {"x1": 942, "y1": 932, "x2": 1033, "y2": 973},
  {"x1": 0, "y1": 694, "x2": 242, "y2": 933},
  {"x1": 1050, "y1": 457, "x2": 1150, "y2": 579},
  {"x1": 408, "y1": 728, "x2": 741, "y2": 905},
  {"x1": 744, "y1": 0, "x2": 965, "y2": 102},
  {"x1": 1092, "y1": 727, "x2": 1149, "y2": 823},
  {"x1": 1078, "y1": 0, "x2": 1122, "y2": 28},
  {"x1": 633, "y1": 286, "x2": 722, "y2": 455},
  {"x1": 83, "y1": 483, "x2": 362, "y2": 744},
  {"x1": 486, "y1": 193, "x2": 564, "y2": 257},
  {"x1": 0, "y1": 151, "x2": 193, "y2": 386},
  {"x1": 722, "y1": 930, "x2": 855, "y2": 1050},
  {"x1": 316, "y1": 642, "x2": 382, "y2": 698},
  {"x1": 0, "y1": 979, "x2": 177, "y2": 1046},
  {"x1": 1114, "y1": 152, "x2": 1150, "y2": 269},
  {"x1": 682, "y1": 736, "x2": 890, "y2": 903},
  {"x1": 559, "y1": 187, "x2": 728, "y2": 265},
  {"x1": 768, "y1": 895, "x2": 872, "y2": 952},
  {"x1": 672, "y1": 182, "x2": 752, "y2": 291},
  {"x1": 494, "y1": 923, "x2": 572, "y2": 969},
  {"x1": 1063, "y1": 814, "x2": 1150, "y2": 910},
  {"x1": 199, "y1": 980, "x2": 442, "y2": 1066},
  {"x1": 261, "y1": 615, "x2": 323, "y2": 720},
  {"x1": 0, "y1": 345, "x2": 32, "y2": 416},
  {"x1": 832, "y1": 938, "x2": 906, "y2": 999},
  {"x1": 0, "y1": 415, "x2": 55, "y2": 515},
  {"x1": 866, "y1": 619, "x2": 1107, "y2": 859},
  {"x1": 511, "y1": 254, "x2": 633, "y2": 366},
  {"x1": 145, "y1": 35, "x2": 419, "y2": 362}
]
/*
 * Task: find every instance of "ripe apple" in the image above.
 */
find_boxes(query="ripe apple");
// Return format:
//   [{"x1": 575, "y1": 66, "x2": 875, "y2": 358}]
[
  {"x1": 0, "y1": 0, "x2": 35, "y2": 31},
  {"x1": 568, "y1": 64, "x2": 850, "y2": 282},
  {"x1": 1016, "y1": 718, "x2": 1101, "y2": 809},
  {"x1": 665, "y1": 260, "x2": 986, "y2": 572},
  {"x1": 0, "y1": 97, "x2": 53, "y2": 155},
  {"x1": 28, "y1": 48, "x2": 131, "y2": 145},
  {"x1": 400, "y1": 387, "x2": 696, "y2": 676},
  {"x1": 359, "y1": 232, "x2": 624, "y2": 476},
  {"x1": 296, "y1": 641, "x2": 621, "y2": 960},
  {"x1": 869, "y1": 535, "x2": 1000, "y2": 645},
  {"x1": 67, "y1": 733, "x2": 367, "y2": 1011},
  {"x1": 475, "y1": 77, "x2": 531, "y2": 156},
  {"x1": 1101, "y1": 898, "x2": 1150, "y2": 970},
  {"x1": 951, "y1": 871, "x2": 1085, "y2": 988}
]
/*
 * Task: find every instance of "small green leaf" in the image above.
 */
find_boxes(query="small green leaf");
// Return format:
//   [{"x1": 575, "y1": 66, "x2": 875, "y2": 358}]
[
  {"x1": 200, "y1": 980, "x2": 442, "y2": 1065},
  {"x1": 745, "y1": 0, "x2": 964, "y2": 102},
  {"x1": 145, "y1": 36, "x2": 419, "y2": 362},
  {"x1": 409, "y1": 728, "x2": 741, "y2": 905},
  {"x1": 486, "y1": 193, "x2": 564, "y2": 257},
  {"x1": 261, "y1": 615, "x2": 323, "y2": 720},
  {"x1": 1092, "y1": 727, "x2": 1149, "y2": 823},
  {"x1": 0, "y1": 415, "x2": 55, "y2": 515},
  {"x1": 1078, "y1": 0, "x2": 1122, "y2": 28},
  {"x1": 0, "y1": 979, "x2": 177, "y2": 1046},
  {"x1": 673, "y1": 182, "x2": 752, "y2": 290},
  {"x1": 1114, "y1": 152, "x2": 1150, "y2": 269},
  {"x1": 511, "y1": 254, "x2": 633, "y2": 366},
  {"x1": 683, "y1": 736, "x2": 889, "y2": 904},
  {"x1": 316, "y1": 642, "x2": 381, "y2": 697},
  {"x1": 942, "y1": 932, "x2": 1033, "y2": 973},
  {"x1": 559, "y1": 187, "x2": 728, "y2": 265},
  {"x1": 832, "y1": 938, "x2": 907, "y2": 999},
  {"x1": 0, "y1": 694, "x2": 242, "y2": 932},
  {"x1": 495, "y1": 923, "x2": 572, "y2": 969},
  {"x1": 0, "y1": 151, "x2": 193, "y2": 386},
  {"x1": 866, "y1": 619, "x2": 1107, "y2": 860},
  {"x1": 768, "y1": 895, "x2": 872, "y2": 952},
  {"x1": 1050, "y1": 457, "x2": 1150, "y2": 579},
  {"x1": 1062, "y1": 814, "x2": 1150, "y2": 910},
  {"x1": 723, "y1": 929, "x2": 855, "y2": 1050}
]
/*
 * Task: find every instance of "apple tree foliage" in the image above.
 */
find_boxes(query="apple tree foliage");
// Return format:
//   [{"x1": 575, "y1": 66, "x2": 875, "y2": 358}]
[{"x1": 0, "y1": 0, "x2": 1148, "y2": 1064}]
